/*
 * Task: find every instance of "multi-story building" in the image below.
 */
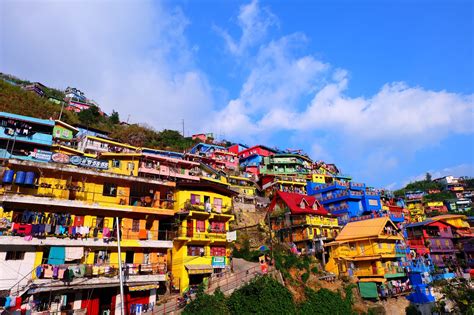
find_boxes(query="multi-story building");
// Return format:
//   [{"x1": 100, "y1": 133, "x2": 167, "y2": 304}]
[
  {"x1": 188, "y1": 143, "x2": 238, "y2": 171},
  {"x1": 235, "y1": 145, "x2": 277, "y2": 176},
  {"x1": 0, "y1": 112, "x2": 54, "y2": 162},
  {"x1": 0, "y1": 157, "x2": 176, "y2": 314},
  {"x1": 405, "y1": 219, "x2": 458, "y2": 267},
  {"x1": 139, "y1": 149, "x2": 201, "y2": 183},
  {"x1": 259, "y1": 153, "x2": 312, "y2": 176},
  {"x1": 423, "y1": 201, "x2": 448, "y2": 216},
  {"x1": 228, "y1": 175, "x2": 258, "y2": 204},
  {"x1": 77, "y1": 135, "x2": 138, "y2": 156},
  {"x1": 405, "y1": 191, "x2": 426, "y2": 223},
  {"x1": 308, "y1": 181, "x2": 382, "y2": 224},
  {"x1": 171, "y1": 179, "x2": 236, "y2": 293},
  {"x1": 325, "y1": 217, "x2": 407, "y2": 299},
  {"x1": 52, "y1": 120, "x2": 79, "y2": 150},
  {"x1": 268, "y1": 191, "x2": 339, "y2": 261}
]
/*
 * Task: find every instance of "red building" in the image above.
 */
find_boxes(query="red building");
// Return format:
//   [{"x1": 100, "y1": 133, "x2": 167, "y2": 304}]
[
  {"x1": 406, "y1": 220, "x2": 458, "y2": 267},
  {"x1": 237, "y1": 145, "x2": 277, "y2": 159}
]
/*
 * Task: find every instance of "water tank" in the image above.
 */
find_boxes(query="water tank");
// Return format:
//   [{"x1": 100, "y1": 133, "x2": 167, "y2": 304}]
[
  {"x1": 2, "y1": 170, "x2": 14, "y2": 184},
  {"x1": 15, "y1": 171, "x2": 26, "y2": 185},
  {"x1": 25, "y1": 172, "x2": 35, "y2": 186}
]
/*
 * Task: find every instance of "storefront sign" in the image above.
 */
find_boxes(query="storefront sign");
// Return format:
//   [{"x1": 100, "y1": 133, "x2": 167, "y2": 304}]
[
  {"x1": 211, "y1": 256, "x2": 226, "y2": 268},
  {"x1": 69, "y1": 155, "x2": 109, "y2": 170},
  {"x1": 51, "y1": 153, "x2": 70, "y2": 164},
  {"x1": 30, "y1": 149, "x2": 52, "y2": 162}
]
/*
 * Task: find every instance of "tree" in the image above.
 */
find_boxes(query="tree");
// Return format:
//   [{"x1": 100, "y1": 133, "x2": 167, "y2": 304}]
[
  {"x1": 183, "y1": 288, "x2": 229, "y2": 315},
  {"x1": 425, "y1": 172, "x2": 432, "y2": 182},
  {"x1": 433, "y1": 279, "x2": 474, "y2": 315},
  {"x1": 78, "y1": 105, "x2": 102, "y2": 126},
  {"x1": 109, "y1": 110, "x2": 120, "y2": 124}
]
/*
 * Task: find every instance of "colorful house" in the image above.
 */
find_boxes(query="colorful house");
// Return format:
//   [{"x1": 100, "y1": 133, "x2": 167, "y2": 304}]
[
  {"x1": 325, "y1": 217, "x2": 407, "y2": 299},
  {"x1": 268, "y1": 191, "x2": 339, "y2": 260},
  {"x1": 405, "y1": 219, "x2": 458, "y2": 267},
  {"x1": 237, "y1": 145, "x2": 278, "y2": 176},
  {"x1": 77, "y1": 135, "x2": 138, "y2": 156},
  {"x1": 308, "y1": 181, "x2": 382, "y2": 224},
  {"x1": 188, "y1": 143, "x2": 238, "y2": 171},
  {"x1": 0, "y1": 112, "x2": 54, "y2": 162},
  {"x1": 259, "y1": 153, "x2": 312, "y2": 176},
  {"x1": 52, "y1": 120, "x2": 79, "y2": 149},
  {"x1": 139, "y1": 150, "x2": 201, "y2": 183},
  {"x1": 0, "y1": 157, "x2": 176, "y2": 314},
  {"x1": 228, "y1": 175, "x2": 258, "y2": 204},
  {"x1": 171, "y1": 181, "x2": 236, "y2": 293}
]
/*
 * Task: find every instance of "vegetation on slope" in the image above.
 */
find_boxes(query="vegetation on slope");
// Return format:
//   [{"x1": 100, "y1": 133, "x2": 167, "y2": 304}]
[{"x1": 0, "y1": 78, "x2": 198, "y2": 151}]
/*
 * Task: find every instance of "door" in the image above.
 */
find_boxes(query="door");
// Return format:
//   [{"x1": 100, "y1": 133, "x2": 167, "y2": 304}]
[{"x1": 187, "y1": 220, "x2": 193, "y2": 238}]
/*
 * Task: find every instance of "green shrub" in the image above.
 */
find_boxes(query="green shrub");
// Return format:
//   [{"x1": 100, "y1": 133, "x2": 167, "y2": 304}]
[
  {"x1": 227, "y1": 276, "x2": 296, "y2": 315},
  {"x1": 301, "y1": 272, "x2": 310, "y2": 283},
  {"x1": 183, "y1": 288, "x2": 229, "y2": 315},
  {"x1": 298, "y1": 287, "x2": 354, "y2": 315}
]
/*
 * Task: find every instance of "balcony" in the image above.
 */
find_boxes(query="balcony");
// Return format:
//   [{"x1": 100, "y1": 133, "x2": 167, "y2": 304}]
[
  {"x1": 3, "y1": 224, "x2": 175, "y2": 249},
  {"x1": 183, "y1": 199, "x2": 232, "y2": 215},
  {"x1": 320, "y1": 190, "x2": 363, "y2": 203},
  {"x1": 0, "y1": 126, "x2": 53, "y2": 147},
  {"x1": 28, "y1": 262, "x2": 167, "y2": 294},
  {"x1": 311, "y1": 181, "x2": 350, "y2": 193},
  {"x1": 138, "y1": 162, "x2": 200, "y2": 181}
]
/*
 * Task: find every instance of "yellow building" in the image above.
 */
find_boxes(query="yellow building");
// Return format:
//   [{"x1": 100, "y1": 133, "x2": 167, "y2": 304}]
[
  {"x1": 0, "y1": 158, "x2": 176, "y2": 313},
  {"x1": 170, "y1": 181, "x2": 236, "y2": 293},
  {"x1": 228, "y1": 175, "x2": 258, "y2": 204},
  {"x1": 325, "y1": 217, "x2": 407, "y2": 285}
]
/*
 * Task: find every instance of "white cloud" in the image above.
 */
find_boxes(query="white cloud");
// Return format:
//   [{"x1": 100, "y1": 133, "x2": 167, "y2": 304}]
[
  {"x1": 214, "y1": 0, "x2": 278, "y2": 56},
  {"x1": 0, "y1": 0, "x2": 214, "y2": 133}
]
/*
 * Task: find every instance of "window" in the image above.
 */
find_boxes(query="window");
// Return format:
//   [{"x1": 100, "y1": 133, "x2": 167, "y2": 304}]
[
  {"x1": 196, "y1": 220, "x2": 206, "y2": 232},
  {"x1": 187, "y1": 246, "x2": 205, "y2": 257},
  {"x1": 6, "y1": 251, "x2": 25, "y2": 260},
  {"x1": 214, "y1": 198, "x2": 222, "y2": 212},
  {"x1": 444, "y1": 240, "x2": 449, "y2": 246},
  {"x1": 210, "y1": 221, "x2": 225, "y2": 233},
  {"x1": 132, "y1": 219, "x2": 140, "y2": 232},
  {"x1": 112, "y1": 160, "x2": 121, "y2": 168},
  {"x1": 96, "y1": 216, "x2": 105, "y2": 229},
  {"x1": 378, "y1": 243, "x2": 383, "y2": 249},
  {"x1": 359, "y1": 244, "x2": 365, "y2": 252},
  {"x1": 190, "y1": 194, "x2": 200, "y2": 205},
  {"x1": 127, "y1": 162, "x2": 134, "y2": 171},
  {"x1": 103, "y1": 183, "x2": 117, "y2": 197},
  {"x1": 210, "y1": 246, "x2": 226, "y2": 257}
]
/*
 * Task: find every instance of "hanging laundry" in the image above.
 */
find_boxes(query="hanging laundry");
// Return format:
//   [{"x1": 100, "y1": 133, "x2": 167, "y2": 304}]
[
  {"x1": 65, "y1": 247, "x2": 84, "y2": 261},
  {"x1": 35, "y1": 265, "x2": 43, "y2": 278},
  {"x1": 53, "y1": 266, "x2": 59, "y2": 279},
  {"x1": 43, "y1": 265, "x2": 53, "y2": 278},
  {"x1": 48, "y1": 247, "x2": 65, "y2": 265}
]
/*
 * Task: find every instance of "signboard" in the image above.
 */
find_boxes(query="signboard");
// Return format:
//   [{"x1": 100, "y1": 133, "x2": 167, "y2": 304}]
[
  {"x1": 211, "y1": 256, "x2": 226, "y2": 268},
  {"x1": 226, "y1": 231, "x2": 237, "y2": 242},
  {"x1": 30, "y1": 149, "x2": 52, "y2": 162},
  {"x1": 51, "y1": 153, "x2": 70, "y2": 164},
  {"x1": 69, "y1": 155, "x2": 108, "y2": 170}
]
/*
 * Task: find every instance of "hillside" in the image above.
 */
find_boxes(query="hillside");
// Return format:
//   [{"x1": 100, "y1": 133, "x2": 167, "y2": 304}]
[{"x1": 0, "y1": 77, "x2": 197, "y2": 151}]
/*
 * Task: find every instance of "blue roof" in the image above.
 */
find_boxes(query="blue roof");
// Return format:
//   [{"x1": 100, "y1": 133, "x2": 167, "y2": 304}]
[
  {"x1": 189, "y1": 142, "x2": 227, "y2": 154},
  {"x1": 0, "y1": 112, "x2": 55, "y2": 126}
]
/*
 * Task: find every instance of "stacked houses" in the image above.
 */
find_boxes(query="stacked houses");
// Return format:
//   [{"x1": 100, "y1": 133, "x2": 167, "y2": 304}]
[{"x1": 0, "y1": 111, "x2": 472, "y2": 314}]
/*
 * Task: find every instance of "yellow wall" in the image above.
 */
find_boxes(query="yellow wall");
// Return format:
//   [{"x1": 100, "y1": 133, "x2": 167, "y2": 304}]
[
  {"x1": 105, "y1": 156, "x2": 140, "y2": 176},
  {"x1": 174, "y1": 190, "x2": 233, "y2": 214}
]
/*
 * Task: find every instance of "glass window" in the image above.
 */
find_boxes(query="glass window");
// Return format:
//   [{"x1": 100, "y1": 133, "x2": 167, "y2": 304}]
[
  {"x1": 103, "y1": 183, "x2": 117, "y2": 197},
  {"x1": 214, "y1": 198, "x2": 222, "y2": 212},
  {"x1": 196, "y1": 220, "x2": 206, "y2": 232},
  {"x1": 6, "y1": 251, "x2": 25, "y2": 260},
  {"x1": 191, "y1": 194, "x2": 200, "y2": 205},
  {"x1": 187, "y1": 246, "x2": 204, "y2": 257},
  {"x1": 112, "y1": 160, "x2": 121, "y2": 168}
]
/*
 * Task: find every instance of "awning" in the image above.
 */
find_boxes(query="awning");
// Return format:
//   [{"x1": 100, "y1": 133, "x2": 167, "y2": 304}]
[
  {"x1": 358, "y1": 277, "x2": 386, "y2": 283},
  {"x1": 185, "y1": 264, "x2": 213, "y2": 275}
]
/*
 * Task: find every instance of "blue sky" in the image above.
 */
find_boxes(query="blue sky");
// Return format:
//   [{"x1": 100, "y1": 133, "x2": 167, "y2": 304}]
[{"x1": 1, "y1": 0, "x2": 473, "y2": 188}]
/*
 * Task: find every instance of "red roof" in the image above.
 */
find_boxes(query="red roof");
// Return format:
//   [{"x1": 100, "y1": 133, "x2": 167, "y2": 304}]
[{"x1": 270, "y1": 191, "x2": 329, "y2": 216}]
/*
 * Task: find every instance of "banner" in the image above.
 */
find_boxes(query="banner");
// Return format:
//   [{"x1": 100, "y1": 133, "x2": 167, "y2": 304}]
[
  {"x1": 69, "y1": 155, "x2": 108, "y2": 170},
  {"x1": 30, "y1": 149, "x2": 52, "y2": 162},
  {"x1": 212, "y1": 256, "x2": 226, "y2": 268}
]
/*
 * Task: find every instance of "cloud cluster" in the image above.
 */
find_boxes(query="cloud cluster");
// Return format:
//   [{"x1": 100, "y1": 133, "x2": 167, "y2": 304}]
[
  {"x1": 213, "y1": 0, "x2": 474, "y2": 154},
  {"x1": 1, "y1": 0, "x2": 214, "y2": 132}
]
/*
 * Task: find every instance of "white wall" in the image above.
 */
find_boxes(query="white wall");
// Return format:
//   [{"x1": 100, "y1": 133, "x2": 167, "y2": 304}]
[{"x1": 0, "y1": 245, "x2": 37, "y2": 291}]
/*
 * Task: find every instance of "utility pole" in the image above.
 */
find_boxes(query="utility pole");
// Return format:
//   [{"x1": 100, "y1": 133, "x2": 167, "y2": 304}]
[
  {"x1": 116, "y1": 217, "x2": 125, "y2": 315},
  {"x1": 182, "y1": 119, "x2": 185, "y2": 137},
  {"x1": 58, "y1": 101, "x2": 65, "y2": 121}
]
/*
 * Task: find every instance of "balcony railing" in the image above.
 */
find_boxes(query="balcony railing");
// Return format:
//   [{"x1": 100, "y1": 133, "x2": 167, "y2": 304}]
[
  {"x1": 175, "y1": 227, "x2": 229, "y2": 241},
  {"x1": 33, "y1": 262, "x2": 167, "y2": 281}
]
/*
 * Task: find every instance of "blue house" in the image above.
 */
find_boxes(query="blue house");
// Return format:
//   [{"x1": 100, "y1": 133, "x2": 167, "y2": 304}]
[
  {"x1": 0, "y1": 112, "x2": 54, "y2": 162},
  {"x1": 308, "y1": 180, "x2": 382, "y2": 224}
]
